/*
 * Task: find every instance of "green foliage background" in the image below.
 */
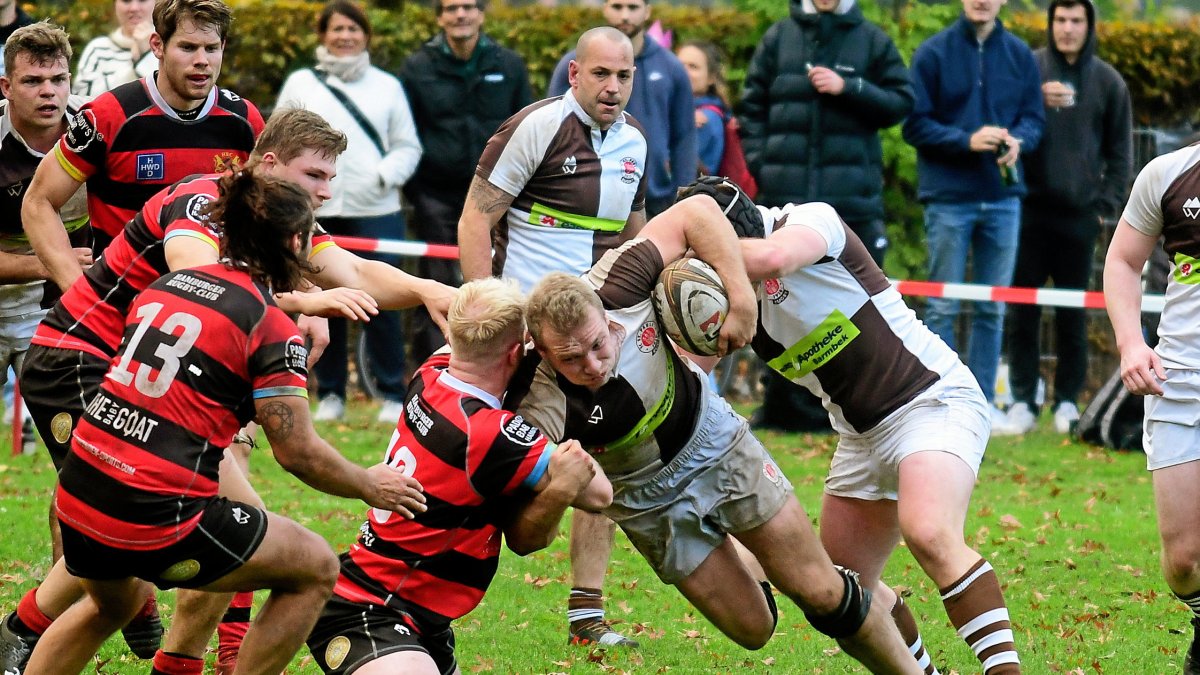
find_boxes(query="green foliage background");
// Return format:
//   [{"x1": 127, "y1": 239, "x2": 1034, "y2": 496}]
[{"x1": 31, "y1": 0, "x2": 1200, "y2": 277}]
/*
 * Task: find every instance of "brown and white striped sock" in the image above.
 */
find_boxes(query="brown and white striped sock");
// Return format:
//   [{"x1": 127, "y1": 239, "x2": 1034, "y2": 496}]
[
  {"x1": 568, "y1": 587, "x2": 606, "y2": 630},
  {"x1": 890, "y1": 594, "x2": 941, "y2": 675},
  {"x1": 940, "y1": 559, "x2": 1020, "y2": 674}
]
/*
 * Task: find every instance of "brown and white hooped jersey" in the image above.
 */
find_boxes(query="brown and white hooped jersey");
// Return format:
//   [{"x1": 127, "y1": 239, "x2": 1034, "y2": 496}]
[
  {"x1": 505, "y1": 240, "x2": 704, "y2": 478},
  {"x1": 752, "y1": 203, "x2": 964, "y2": 435},
  {"x1": 1122, "y1": 142, "x2": 1200, "y2": 369},
  {"x1": 476, "y1": 92, "x2": 648, "y2": 293}
]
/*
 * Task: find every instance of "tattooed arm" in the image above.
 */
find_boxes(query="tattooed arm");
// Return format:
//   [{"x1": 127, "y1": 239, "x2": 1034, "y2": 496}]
[
  {"x1": 457, "y1": 176, "x2": 517, "y2": 282},
  {"x1": 255, "y1": 397, "x2": 427, "y2": 517}
]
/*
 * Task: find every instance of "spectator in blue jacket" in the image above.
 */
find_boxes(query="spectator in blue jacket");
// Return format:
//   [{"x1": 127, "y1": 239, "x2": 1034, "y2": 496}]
[
  {"x1": 903, "y1": 0, "x2": 1044, "y2": 432},
  {"x1": 548, "y1": 0, "x2": 695, "y2": 218}
]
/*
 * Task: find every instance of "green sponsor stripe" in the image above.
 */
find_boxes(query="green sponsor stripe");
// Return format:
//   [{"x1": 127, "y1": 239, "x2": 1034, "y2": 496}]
[
  {"x1": 1174, "y1": 253, "x2": 1200, "y2": 285},
  {"x1": 767, "y1": 309, "x2": 861, "y2": 379},
  {"x1": 528, "y1": 202, "x2": 625, "y2": 233},
  {"x1": 605, "y1": 357, "x2": 675, "y2": 453}
]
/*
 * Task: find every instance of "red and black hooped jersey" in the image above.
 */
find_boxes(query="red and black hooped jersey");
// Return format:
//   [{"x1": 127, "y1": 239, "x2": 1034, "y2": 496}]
[
  {"x1": 32, "y1": 173, "x2": 338, "y2": 360},
  {"x1": 53, "y1": 76, "x2": 264, "y2": 246},
  {"x1": 333, "y1": 351, "x2": 552, "y2": 626},
  {"x1": 55, "y1": 263, "x2": 308, "y2": 550}
]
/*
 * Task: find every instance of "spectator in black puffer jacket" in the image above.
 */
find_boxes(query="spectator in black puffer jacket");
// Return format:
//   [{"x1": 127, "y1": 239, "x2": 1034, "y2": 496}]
[
  {"x1": 739, "y1": 0, "x2": 912, "y2": 433},
  {"x1": 399, "y1": 0, "x2": 532, "y2": 366}
]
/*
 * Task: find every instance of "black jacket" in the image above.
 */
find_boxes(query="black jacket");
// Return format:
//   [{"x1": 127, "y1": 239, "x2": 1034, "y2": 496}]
[
  {"x1": 400, "y1": 33, "x2": 532, "y2": 194},
  {"x1": 739, "y1": 0, "x2": 912, "y2": 220},
  {"x1": 1024, "y1": 0, "x2": 1132, "y2": 219}
]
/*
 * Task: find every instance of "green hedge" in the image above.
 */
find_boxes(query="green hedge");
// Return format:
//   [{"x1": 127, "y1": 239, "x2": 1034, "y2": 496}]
[{"x1": 29, "y1": 0, "x2": 1200, "y2": 276}]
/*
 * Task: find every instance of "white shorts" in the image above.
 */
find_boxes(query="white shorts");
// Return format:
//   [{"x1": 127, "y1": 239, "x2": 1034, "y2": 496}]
[
  {"x1": 825, "y1": 364, "x2": 989, "y2": 501},
  {"x1": 0, "y1": 310, "x2": 44, "y2": 387},
  {"x1": 1144, "y1": 368, "x2": 1200, "y2": 471}
]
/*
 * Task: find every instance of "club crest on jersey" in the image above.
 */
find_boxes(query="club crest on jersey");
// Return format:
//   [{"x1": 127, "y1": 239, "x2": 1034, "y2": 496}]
[
  {"x1": 64, "y1": 109, "x2": 101, "y2": 153},
  {"x1": 213, "y1": 151, "x2": 243, "y2": 173},
  {"x1": 1184, "y1": 197, "x2": 1200, "y2": 219},
  {"x1": 284, "y1": 335, "x2": 309, "y2": 376},
  {"x1": 325, "y1": 636, "x2": 351, "y2": 670},
  {"x1": 51, "y1": 412, "x2": 74, "y2": 444},
  {"x1": 636, "y1": 320, "x2": 659, "y2": 354},
  {"x1": 184, "y1": 193, "x2": 212, "y2": 223},
  {"x1": 501, "y1": 415, "x2": 541, "y2": 446},
  {"x1": 136, "y1": 153, "x2": 165, "y2": 181},
  {"x1": 562, "y1": 156, "x2": 577, "y2": 175},
  {"x1": 763, "y1": 278, "x2": 789, "y2": 305},
  {"x1": 620, "y1": 157, "x2": 639, "y2": 184}
]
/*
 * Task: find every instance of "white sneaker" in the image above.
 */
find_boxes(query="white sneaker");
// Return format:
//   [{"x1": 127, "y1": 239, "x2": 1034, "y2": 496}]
[
  {"x1": 376, "y1": 399, "x2": 404, "y2": 424},
  {"x1": 1007, "y1": 402, "x2": 1037, "y2": 434},
  {"x1": 989, "y1": 405, "x2": 1017, "y2": 436},
  {"x1": 313, "y1": 394, "x2": 345, "y2": 422},
  {"x1": 1053, "y1": 401, "x2": 1079, "y2": 434}
]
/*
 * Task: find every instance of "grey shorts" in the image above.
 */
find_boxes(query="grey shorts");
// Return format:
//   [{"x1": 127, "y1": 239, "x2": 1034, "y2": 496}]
[
  {"x1": 0, "y1": 310, "x2": 43, "y2": 387},
  {"x1": 1144, "y1": 368, "x2": 1200, "y2": 471},
  {"x1": 605, "y1": 392, "x2": 792, "y2": 584}
]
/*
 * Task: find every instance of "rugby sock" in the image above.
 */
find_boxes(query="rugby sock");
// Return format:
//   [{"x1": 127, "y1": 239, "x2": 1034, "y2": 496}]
[
  {"x1": 568, "y1": 587, "x2": 606, "y2": 630},
  {"x1": 940, "y1": 559, "x2": 1020, "y2": 674},
  {"x1": 890, "y1": 594, "x2": 940, "y2": 675},
  {"x1": 15, "y1": 586, "x2": 52, "y2": 636},
  {"x1": 149, "y1": 650, "x2": 202, "y2": 675},
  {"x1": 1177, "y1": 589, "x2": 1200, "y2": 620},
  {"x1": 216, "y1": 591, "x2": 253, "y2": 668}
]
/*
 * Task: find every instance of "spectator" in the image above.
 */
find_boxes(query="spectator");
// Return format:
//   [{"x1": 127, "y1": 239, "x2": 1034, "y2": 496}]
[
  {"x1": 548, "y1": 0, "x2": 695, "y2": 217},
  {"x1": 306, "y1": 278, "x2": 610, "y2": 675},
  {"x1": 676, "y1": 39, "x2": 727, "y2": 177},
  {"x1": 459, "y1": 26, "x2": 647, "y2": 650},
  {"x1": 902, "y1": 0, "x2": 1044, "y2": 429},
  {"x1": 739, "y1": 0, "x2": 913, "y2": 433},
  {"x1": 0, "y1": 0, "x2": 34, "y2": 81},
  {"x1": 1003, "y1": 0, "x2": 1132, "y2": 436},
  {"x1": 399, "y1": 0, "x2": 531, "y2": 366},
  {"x1": 275, "y1": 0, "x2": 423, "y2": 424},
  {"x1": 73, "y1": 0, "x2": 159, "y2": 99}
]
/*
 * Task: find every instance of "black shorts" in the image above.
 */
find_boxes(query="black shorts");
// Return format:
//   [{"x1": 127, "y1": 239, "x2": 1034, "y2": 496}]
[
  {"x1": 307, "y1": 595, "x2": 457, "y2": 675},
  {"x1": 59, "y1": 497, "x2": 267, "y2": 590},
  {"x1": 20, "y1": 344, "x2": 109, "y2": 470}
]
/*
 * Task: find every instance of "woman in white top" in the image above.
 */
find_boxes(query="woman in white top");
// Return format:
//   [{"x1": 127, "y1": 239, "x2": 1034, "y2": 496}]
[
  {"x1": 72, "y1": 0, "x2": 159, "y2": 98},
  {"x1": 275, "y1": 0, "x2": 423, "y2": 424}
]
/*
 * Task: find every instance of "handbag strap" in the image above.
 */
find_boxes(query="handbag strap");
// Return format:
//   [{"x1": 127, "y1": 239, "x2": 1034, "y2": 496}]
[{"x1": 311, "y1": 68, "x2": 386, "y2": 157}]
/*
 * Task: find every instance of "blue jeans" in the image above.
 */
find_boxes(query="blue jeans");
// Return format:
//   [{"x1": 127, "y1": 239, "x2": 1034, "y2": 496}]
[{"x1": 923, "y1": 198, "x2": 1021, "y2": 403}]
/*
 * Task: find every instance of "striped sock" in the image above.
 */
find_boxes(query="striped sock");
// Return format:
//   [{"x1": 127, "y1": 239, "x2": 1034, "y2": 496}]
[
  {"x1": 568, "y1": 587, "x2": 606, "y2": 628},
  {"x1": 1178, "y1": 589, "x2": 1200, "y2": 620},
  {"x1": 941, "y1": 559, "x2": 1020, "y2": 674},
  {"x1": 216, "y1": 592, "x2": 253, "y2": 669},
  {"x1": 890, "y1": 595, "x2": 940, "y2": 675}
]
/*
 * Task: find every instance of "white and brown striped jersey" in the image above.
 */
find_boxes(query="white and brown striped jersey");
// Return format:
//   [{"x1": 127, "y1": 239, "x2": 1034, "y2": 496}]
[
  {"x1": 1122, "y1": 142, "x2": 1200, "y2": 369},
  {"x1": 752, "y1": 202, "x2": 965, "y2": 435},
  {"x1": 477, "y1": 91, "x2": 648, "y2": 293},
  {"x1": 505, "y1": 239, "x2": 706, "y2": 479}
]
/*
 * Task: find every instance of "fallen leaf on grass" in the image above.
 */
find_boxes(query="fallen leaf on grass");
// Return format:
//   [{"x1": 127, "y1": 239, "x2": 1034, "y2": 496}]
[
  {"x1": 523, "y1": 572, "x2": 551, "y2": 587},
  {"x1": 1000, "y1": 514, "x2": 1023, "y2": 530}
]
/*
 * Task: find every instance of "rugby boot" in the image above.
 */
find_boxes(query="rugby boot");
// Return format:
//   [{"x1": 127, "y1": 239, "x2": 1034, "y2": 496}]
[
  {"x1": 568, "y1": 618, "x2": 639, "y2": 648},
  {"x1": 0, "y1": 612, "x2": 36, "y2": 675}
]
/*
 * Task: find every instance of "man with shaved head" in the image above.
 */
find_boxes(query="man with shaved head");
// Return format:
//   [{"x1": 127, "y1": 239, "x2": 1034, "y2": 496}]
[{"x1": 458, "y1": 25, "x2": 648, "y2": 648}]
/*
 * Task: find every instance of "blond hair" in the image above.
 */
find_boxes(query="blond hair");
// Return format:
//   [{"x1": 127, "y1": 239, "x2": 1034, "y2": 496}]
[
  {"x1": 256, "y1": 108, "x2": 348, "y2": 165},
  {"x1": 4, "y1": 22, "x2": 71, "y2": 75},
  {"x1": 448, "y1": 278, "x2": 526, "y2": 363},
  {"x1": 526, "y1": 273, "x2": 603, "y2": 344}
]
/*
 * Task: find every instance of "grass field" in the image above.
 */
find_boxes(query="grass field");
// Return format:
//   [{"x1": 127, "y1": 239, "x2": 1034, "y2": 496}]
[{"x1": 0, "y1": 401, "x2": 1186, "y2": 674}]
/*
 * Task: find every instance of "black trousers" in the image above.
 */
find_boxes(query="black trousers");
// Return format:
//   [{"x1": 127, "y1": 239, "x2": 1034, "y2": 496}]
[
  {"x1": 404, "y1": 183, "x2": 467, "y2": 367},
  {"x1": 1007, "y1": 208, "x2": 1100, "y2": 411}
]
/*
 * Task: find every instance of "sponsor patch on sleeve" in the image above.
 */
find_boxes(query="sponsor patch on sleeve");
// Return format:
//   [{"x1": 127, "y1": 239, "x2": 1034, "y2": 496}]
[
  {"x1": 501, "y1": 414, "x2": 542, "y2": 446},
  {"x1": 63, "y1": 109, "x2": 101, "y2": 154}
]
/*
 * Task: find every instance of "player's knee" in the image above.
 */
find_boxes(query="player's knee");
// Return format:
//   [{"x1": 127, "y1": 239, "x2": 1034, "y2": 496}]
[
  {"x1": 804, "y1": 566, "x2": 872, "y2": 640},
  {"x1": 1160, "y1": 543, "x2": 1200, "y2": 588},
  {"x1": 900, "y1": 520, "x2": 959, "y2": 567}
]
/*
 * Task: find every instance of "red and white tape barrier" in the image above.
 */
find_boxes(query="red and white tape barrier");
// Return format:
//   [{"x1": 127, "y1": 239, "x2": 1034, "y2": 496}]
[{"x1": 331, "y1": 235, "x2": 1167, "y2": 313}]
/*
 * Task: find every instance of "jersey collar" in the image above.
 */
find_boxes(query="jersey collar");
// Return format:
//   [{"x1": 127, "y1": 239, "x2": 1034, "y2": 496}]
[
  {"x1": 563, "y1": 89, "x2": 626, "y2": 132},
  {"x1": 438, "y1": 370, "x2": 502, "y2": 409},
  {"x1": 144, "y1": 72, "x2": 218, "y2": 121}
]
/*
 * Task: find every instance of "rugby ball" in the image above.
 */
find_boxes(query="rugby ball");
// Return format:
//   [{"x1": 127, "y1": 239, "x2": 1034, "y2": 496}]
[{"x1": 652, "y1": 258, "x2": 729, "y2": 356}]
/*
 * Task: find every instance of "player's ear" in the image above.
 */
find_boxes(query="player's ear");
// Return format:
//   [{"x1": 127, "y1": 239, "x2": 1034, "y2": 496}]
[{"x1": 149, "y1": 32, "x2": 165, "y2": 59}]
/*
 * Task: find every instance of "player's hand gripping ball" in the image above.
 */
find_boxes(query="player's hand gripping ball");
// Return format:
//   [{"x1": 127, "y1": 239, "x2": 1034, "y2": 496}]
[{"x1": 652, "y1": 258, "x2": 729, "y2": 356}]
